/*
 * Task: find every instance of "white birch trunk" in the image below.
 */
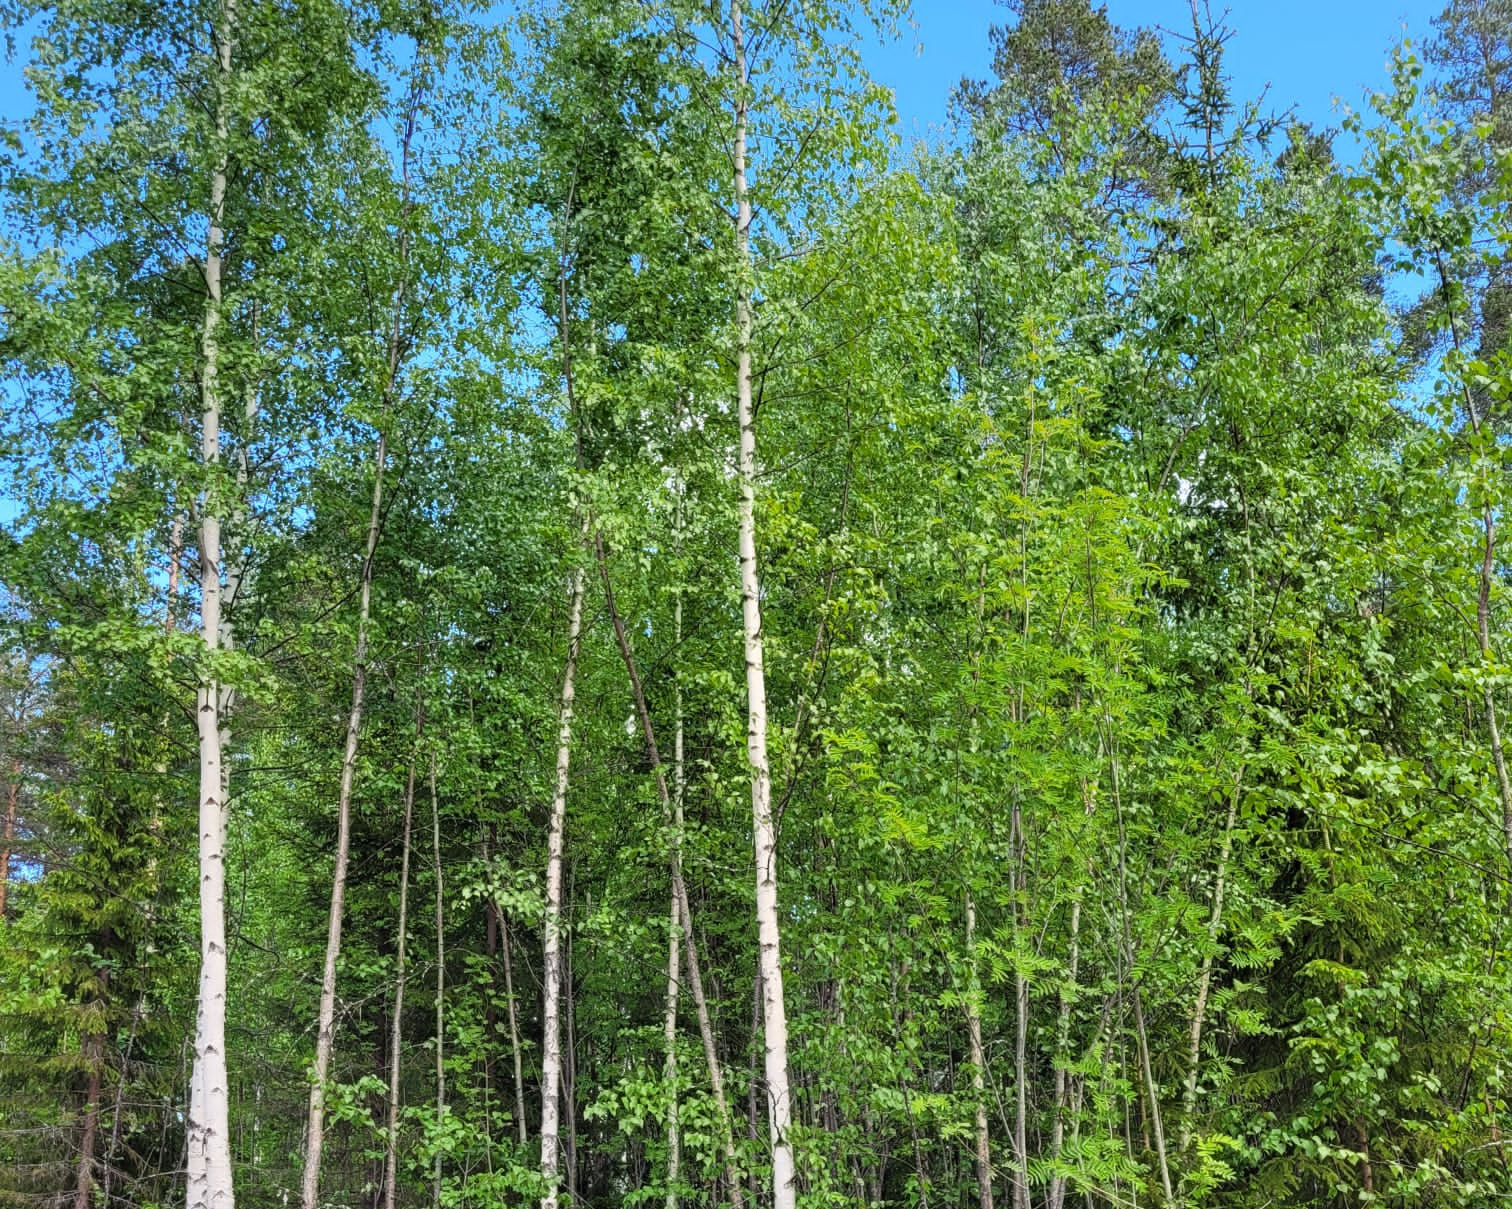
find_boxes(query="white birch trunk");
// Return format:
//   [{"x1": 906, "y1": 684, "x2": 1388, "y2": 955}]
[
  {"x1": 187, "y1": 2, "x2": 236, "y2": 1202},
  {"x1": 728, "y1": 4, "x2": 796, "y2": 1203},
  {"x1": 540, "y1": 562, "x2": 586, "y2": 1209}
]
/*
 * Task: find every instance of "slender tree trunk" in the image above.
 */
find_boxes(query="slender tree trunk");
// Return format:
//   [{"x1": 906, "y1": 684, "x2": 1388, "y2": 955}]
[
  {"x1": 375, "y1": 109, "x2": 422, "y2": 1206},
  {"x1": 1107, "y1": 729, "x2": 1174, "y2": 1205},
  {"x1": 74, "y1": 1066, "x2": 100, "y2": 1209},
  {"x1": 430, "y1": 754, "x2": 445, "y2": 1208},
  {"x1": 888, "y1": 951, "x2": 928, "y2": 1209},
  {"x1": 0, "y1": 765, "x2": 17, "y2": 919},
  {"x1": 300, "y1": 83, "x2": 414, "y2": 1200},
  {"x1": 664, "y1": 891, "x2": 682, "y2": 1209},
  {"x1": 665, "y1": 579, "x2": 686, "y2": 1209},
  {"x1": 484, "y1": 829, "x2": 498, "y2": 1098},
  {"x1": 540, "y1": 562, "x2": 586, "y2": 1209},
  {"x1": 1355, "y1": 1119, "x2": 1374, "y2": 1196},
  {"x1": 1047, "y1": 889, "x2": 1083, "y2": 1209},
  {"x1": 74, "y1": 994, "x2": 106, "y2": 1209},
  {"x1": 1178, "y1": 768, "x2": 1243, "y2": 1154},
  {"x1": 1009, "y1": 802, "x2": 1029, "y2": 1209},
  {"x1": 748, "y1": 969, "x2": 762, "y2": 1208},
  {"x1": 501, "y1": 909, "x2": 528, "y2": 1145},
  {"x1": 382, "y1": 706, "x2": 423, "y2": 1209},
  {"x1": 964, "y1": 893, "x2": 994, "y2": 1209},
  {"x1": 595, "y1": 536, "x2": 745, "y2": 1207},
  {"x1": 187, "y1": 2, "x2": 237, "y2": 1203},
  {"x1": 103, "y1": 992, "x2": 147, "y2": 1208},
  {"x1": 683, "y1": 927, "x2": 743, "y2": 1209},
  {"x1": 541, "y1": 193, "x2": 592, "y2": 1209},
  {"x1": 565, "y1": 904, "x2": 579, "y2": 1207},
  {"x1": 300, "y1": 432, "x2": 389, "y2": 1209},
  {"x1": 728, "y1": 5, "x2": 796, "y2": 1203},
  {"x1": 166, "y1": 511, "x2": 184, "y2": 631},
  {"x1": 1131, "y1": 986, "x2": 1174, "y2": 1204}
]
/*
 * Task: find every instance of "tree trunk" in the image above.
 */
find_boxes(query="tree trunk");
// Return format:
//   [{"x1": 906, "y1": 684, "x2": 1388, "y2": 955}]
[
  {"x1": 1105, "y1": 715, "x2": 1174, "y2": 1205},
  {"x1": 299, "y1": 431, "x2": 389, "y2": 1209},
  {"x1": 888, "y1": 950, "x2": 928, "y2": 1209},
  {"x1": 965, "y1": 893, "x2": 994, "y2": 1209},
  {"x1": 1010, "y1": 801, "x2": 1029, "y2": 1209},
  {"x1": 664, "y1": 890, "x2": 682, "y2": 1209},
  {"x1": 665, "y1": 575, "x2": 686, "y2": 1209},
  {"x1": 1355, "y1": 1119, "x2": 1374, "y2": 1196},
  {"x1": 73, "y1": 1066, "x2": 100, "y2": 1209},
  {"x1": 1132, "y1": 985, "x2": 1174, "y2": 1204},
  {"x1": 300, "y1": 86, "x2": 415, "y2": 1198},
  {"x1": 728, "y1": 4, "x2": 797, "y2": 1204},
  {"x1": 565, "y1": 901, "x2": 579, "y2": 1207},
  {"x1": 748, "y1": 969, "x2": 762, "y2": 1208},
  {"x1": 1047, "y1": 889, "x2": 1083, "y2": 1209},
  {"x1": 1178, "y1": 767, "x2": 1243, "y2": 1153},
  {"x1": 431, "y1": 753, "x2": 446, "y2": 1208},
  {"x1": 484, "y1": 829, "x2": 498, "y2": 1098},
  {"x1": 0, "y1": 764, "x2": 17, "y2": 919},
  {"x1": 540, "y1": 561, "x2": 586, "y2": 1209},
  {"x1": 74, "y1": 1000, "x2": 106, "y2": 1209},
  {"x1": 382, "y1": 708, "x2": 423, "y2": 1209},
  {"x1": 186, "y1": 1, "x2": 237, "y2": 1203},
  {"x1": 501, "y1": 908, "x2": 528, "y2": 1145}
]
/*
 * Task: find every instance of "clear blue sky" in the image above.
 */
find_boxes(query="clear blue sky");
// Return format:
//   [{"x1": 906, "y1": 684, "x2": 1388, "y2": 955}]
[
  {"x1": 0, "y1": 3, "x2": 1446, "y2": 139},
  {"x1": 870, "y1": 0, "x2": 1441, "y2": 144}
]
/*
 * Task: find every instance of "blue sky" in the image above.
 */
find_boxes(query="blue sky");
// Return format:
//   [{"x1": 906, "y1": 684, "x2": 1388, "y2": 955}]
[
  {"x1": 869, "y1": 0, "x2": 1442, "y2": 144},
  {"x1": 0, "y1": 3, "x2": 1446, "y2": 140}
]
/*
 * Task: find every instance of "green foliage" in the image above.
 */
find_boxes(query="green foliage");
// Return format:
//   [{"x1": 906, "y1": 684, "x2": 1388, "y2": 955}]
[{"x1": 5, "y1": 2, "x2": 1512, "y2": 1208}]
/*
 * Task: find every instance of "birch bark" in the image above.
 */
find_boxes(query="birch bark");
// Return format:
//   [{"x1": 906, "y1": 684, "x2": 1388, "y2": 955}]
[
  {"x1": 540, "y1": 561, "x2": 586, "y2": 1209},
  {"x1": 728, "y1": 4, "x2": 796, "y2": 1202},
  {"x1": 186, "y1": 1, "x2": 237, "y2": 1202}
]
